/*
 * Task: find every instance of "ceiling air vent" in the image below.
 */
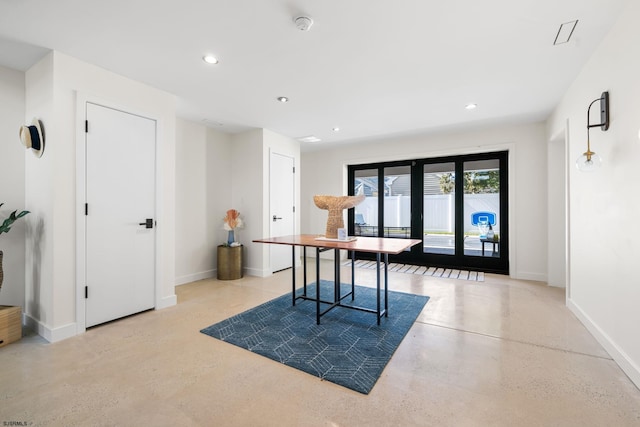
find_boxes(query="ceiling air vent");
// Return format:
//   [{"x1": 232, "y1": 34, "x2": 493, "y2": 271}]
[
  {"x1": 554, "y1": 20, "x2": 578, "y2": 45},
  {"x1": 297, "y1": 135, "x2": 321, "y2": 143}
]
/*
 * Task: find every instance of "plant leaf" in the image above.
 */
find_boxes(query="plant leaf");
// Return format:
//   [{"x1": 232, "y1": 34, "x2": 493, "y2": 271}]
[
  {"x1": 15, "y1": 210, "x2": 29, "y2": 219},
  {"x1": 0, "y1": 205, "x2": 29, "y2": 235}
]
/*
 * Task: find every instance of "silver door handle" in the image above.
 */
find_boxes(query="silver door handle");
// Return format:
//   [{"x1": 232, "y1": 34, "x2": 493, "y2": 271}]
[{"x1": 273, "y1": 215, "x2": 282, "y2": 222}]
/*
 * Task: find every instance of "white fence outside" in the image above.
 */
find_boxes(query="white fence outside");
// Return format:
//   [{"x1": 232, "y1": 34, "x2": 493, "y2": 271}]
[{"x1": 355, "y1": 194, "x2": 500, "y2": 234}]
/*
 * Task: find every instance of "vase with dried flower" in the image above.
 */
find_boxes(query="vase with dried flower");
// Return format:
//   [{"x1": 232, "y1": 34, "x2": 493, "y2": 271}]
[{"x1": 222, "y1": 209, "x2": 243, "y2": 246}]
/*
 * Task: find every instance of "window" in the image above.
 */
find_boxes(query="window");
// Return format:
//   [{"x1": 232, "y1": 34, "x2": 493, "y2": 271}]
[{"x1": 348, "y1": 151, "x2": 508, "y2": 274}]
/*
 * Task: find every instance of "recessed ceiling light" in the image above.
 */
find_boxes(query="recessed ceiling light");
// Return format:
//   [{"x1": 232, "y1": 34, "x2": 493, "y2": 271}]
[
  {"x1": 203, "y1": 55, "x2": 218, "y2": 64},
  {"x1": 277, "y1": 96, "x2": 289, "y2": 103},
  {"x1": 465, "y1": 103, "x2": 477, "y2": 110},
  {"x1": 332, "y1": 127, "x2": 340, "y2": 132}
]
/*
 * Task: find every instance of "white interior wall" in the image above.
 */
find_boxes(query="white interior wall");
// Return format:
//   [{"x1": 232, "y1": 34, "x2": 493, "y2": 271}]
[
  {"x1": 300, "y1": 122, "x2": 548, "y2": 281},
  {"x1": 547, "y1": 0, "x2": 640, "y2": 388},
  {"x1": 174, "y1": 118, "x2": 235, "y2": 283},
  {"x1": 0, "y1": 65, "x2": 26, "y2": 308},
  {"x1": 24, "y1": 51, "x2": 177, "y2": 342},
  {"x1": 231, "y1": 129, "x2": 266, "y2": 276},
  {"x1": 218, "y1": 128, "x2": 302, "y2": 278},
  {"x1": 547, "y1": 130, "x2": 567, "y2": 288},
  {"x1": 24, "y1": 54, "x2": 55, "y2": 331},
  {"x1": 175, "y1": 118, "x2": 210, "y2": 284},
  {"x1": 205, "y1": 126, "x2": 233, "y2": 274}
]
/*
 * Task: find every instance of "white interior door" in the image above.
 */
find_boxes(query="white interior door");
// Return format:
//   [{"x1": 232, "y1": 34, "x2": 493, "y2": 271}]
[
  {"x1": 85, "y1": 102, "x2": 156, "y2": 327},
  {"x1": 270, "y1": 152, "x2": 295, "y2": 272}
]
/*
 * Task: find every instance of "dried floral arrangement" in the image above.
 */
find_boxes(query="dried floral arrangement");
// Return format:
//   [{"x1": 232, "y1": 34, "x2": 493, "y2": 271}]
[{"x1": 223, "y1": 209, "x2": 243, "y2": 231}]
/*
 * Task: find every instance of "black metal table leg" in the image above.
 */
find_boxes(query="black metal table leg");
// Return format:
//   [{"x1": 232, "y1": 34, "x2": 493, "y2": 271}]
[
  {"x1": 303, "y1": 246, "x2": 307, "y2": 297},
  {"x1": 292, "y1": 245, "x2": 296, "y2": 306},
  {"x1": 384, "y1": 253, "x2": 389, "y2": 317},
  {"x1": 351, "y1": 250, "x2": 355, "y2": 301},
  {"x1": 376, "y1": 252, "x2": 381, "y2": 325},
  {"x1": 334, "y1": 248, "x2": 340, "y2": 303},
  {"x1": 316, "y1": 247, "x2": 321, "y2": 325}
]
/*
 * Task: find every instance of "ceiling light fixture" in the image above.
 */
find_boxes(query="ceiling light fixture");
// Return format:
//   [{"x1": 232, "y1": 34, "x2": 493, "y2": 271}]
[
  {"x1": 203, "y1": 55, "x2": 218, "y2": 64},
  {"x1": 465, "y1": 103, "x2": 477, "y2": 110},
  {"x1": 332, "y1": 127, "x2": 340, "y2": 132},
  {"x1": 576, "y1": 91, "x2": 609, "y2": 172},
  {"x1": 277, "y1": 96, "x2": 289, "y2": 103}
]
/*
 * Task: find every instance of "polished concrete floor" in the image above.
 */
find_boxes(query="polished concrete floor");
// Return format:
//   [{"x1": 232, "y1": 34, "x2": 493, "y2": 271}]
[{"x1": 1, "y1": 259, "x2": 640, "y2": 426}]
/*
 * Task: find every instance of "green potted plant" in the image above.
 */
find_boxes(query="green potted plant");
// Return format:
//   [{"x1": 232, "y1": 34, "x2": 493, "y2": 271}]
[{"x1": 0, "y1": 203, "x2": 29, "y2": 292}]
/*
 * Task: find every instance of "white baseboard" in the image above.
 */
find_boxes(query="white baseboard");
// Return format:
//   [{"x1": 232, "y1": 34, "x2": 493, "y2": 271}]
[
  {"x1": 174, "y1": 269, "x2": 215, "y2": 286},
  {"x1": 157, "y1": 294, "x2": 177, "y2": 309},
  {"x1": 175, "y1": 266, "x2": 287, "y2": 280},
  {"x1": 568, "y1": 298, "x2": 640, "y2": 389},
  {"x1": 243, "y1": 267, "x2": 271, "y2": 277},
  {"x1": 547, "y1": 281, "x2": 566, "y2": 288},
  {"x1": 23, "y1": 296, "x2": 177, "y2": 343},
  {"x1": 513, "y1": 271, "x2": 547, "y2": 282},
  {"x1": 242, "y1": 259, "x2": 303, "y2": 278},
  {"x1": 24, "y1": 313, "x2": 77, "y2": 343}
]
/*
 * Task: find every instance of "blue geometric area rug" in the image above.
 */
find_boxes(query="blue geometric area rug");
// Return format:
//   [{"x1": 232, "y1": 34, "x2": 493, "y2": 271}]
[{"x1": 200, "y1": 280, "x2": 429, "y2": 394}]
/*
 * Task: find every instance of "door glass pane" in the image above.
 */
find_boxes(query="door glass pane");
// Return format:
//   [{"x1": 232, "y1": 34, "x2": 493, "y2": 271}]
[
  {"x1": 354, "y1": 169, "x2": 378, "y2": 236},
  {"x1": 463, "y1": 159, "x2": 500, "y2": 257},
  {"x1": 383, "y1": 166, "x2": 411, "y2": 238},
  {"x1": 423, "y1": 162, "x2": 455, "y2": 254}
]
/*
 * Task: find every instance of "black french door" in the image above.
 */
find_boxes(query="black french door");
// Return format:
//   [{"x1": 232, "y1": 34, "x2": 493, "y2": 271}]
[{"x1": 348, "y1": 151, "x2": 509, "y2": 274}]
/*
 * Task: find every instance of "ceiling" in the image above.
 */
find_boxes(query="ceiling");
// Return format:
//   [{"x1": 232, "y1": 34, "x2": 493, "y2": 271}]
[{"x1": 0, "y1": 0, "x2": 629, "y2": 149}]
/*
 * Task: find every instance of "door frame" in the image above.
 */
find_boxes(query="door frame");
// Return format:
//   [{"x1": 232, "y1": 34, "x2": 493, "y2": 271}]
[
  {"x1": 75, "y1": 93, "x2": 162, "y2": 334},
  {"x1": 348, "y1": 151, "x2": 510, "y2": 274},
  {"x1": 268, "y1": 149, "x2": 297, "y2": 272},
  {"x1": 418, "y1": 151, "x2": 509, "y2": 273}
]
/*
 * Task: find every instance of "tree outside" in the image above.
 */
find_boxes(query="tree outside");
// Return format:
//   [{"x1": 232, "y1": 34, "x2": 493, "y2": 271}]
[{"x1": 439, "y1": 171, "x2": 499, "y2": 194}]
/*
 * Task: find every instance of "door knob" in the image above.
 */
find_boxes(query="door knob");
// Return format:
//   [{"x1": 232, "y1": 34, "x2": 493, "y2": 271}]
[
  {"x1": 139, "y1": 218, "x2": 153, "y2": 228},
  {"x1": 273, "y1": 215, "x2": 283, "y2": 222}
]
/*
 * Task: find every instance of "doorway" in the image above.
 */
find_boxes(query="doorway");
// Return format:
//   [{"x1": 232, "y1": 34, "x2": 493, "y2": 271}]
[
  {"x1": 348, "y1": 151, "x2": 509, "y2": 274},
  {"x1": 83, "y1": 102, "x2": 157, "y2": 327},
  {"x1": 269, "y1": 151, "x2": 295, "y2": 272}
]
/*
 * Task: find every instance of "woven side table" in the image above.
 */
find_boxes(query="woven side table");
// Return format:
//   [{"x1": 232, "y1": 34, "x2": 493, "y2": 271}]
[{"x1": 0, "y1": 305, "x2": 21, "y2": 348}]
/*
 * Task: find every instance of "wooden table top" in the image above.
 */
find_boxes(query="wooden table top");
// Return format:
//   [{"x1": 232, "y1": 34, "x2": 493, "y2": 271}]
[{"x1": 253, "y1": 234, "x2": 422, "y2": 255}]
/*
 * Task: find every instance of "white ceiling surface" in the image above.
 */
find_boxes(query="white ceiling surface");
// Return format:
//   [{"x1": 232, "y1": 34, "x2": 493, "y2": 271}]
[{"x1": 0, "y1": 0, "x2": 629, "y2": 147}]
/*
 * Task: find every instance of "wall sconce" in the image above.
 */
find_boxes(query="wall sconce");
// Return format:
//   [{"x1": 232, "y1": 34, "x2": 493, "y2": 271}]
[{"x1": 576, "y1": 91, "x2": 609, "y2": 172}]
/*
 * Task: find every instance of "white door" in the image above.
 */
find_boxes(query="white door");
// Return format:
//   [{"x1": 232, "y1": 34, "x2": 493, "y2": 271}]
[
  {"x1": 270, "y1": 152, "x2": 295, "y2": 272},
  {"x1": 85, "y1": 103, "x2": 156, "y2": 327}
]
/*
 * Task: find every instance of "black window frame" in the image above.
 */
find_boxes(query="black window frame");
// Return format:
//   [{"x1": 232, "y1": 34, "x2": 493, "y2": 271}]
[{"x1": 348, "y1": 151, "x2": 509, "y2": 274}]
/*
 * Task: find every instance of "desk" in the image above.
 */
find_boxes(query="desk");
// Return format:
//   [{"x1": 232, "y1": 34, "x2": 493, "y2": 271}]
[
  {"x1": 253, "y1": 235, "x2": 421, "y2": 325},
  {"x1": 480, "y1": 238, "x2": 500, "y2": 256}
]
